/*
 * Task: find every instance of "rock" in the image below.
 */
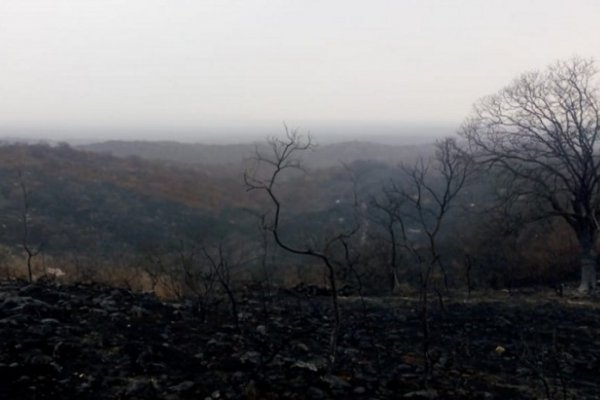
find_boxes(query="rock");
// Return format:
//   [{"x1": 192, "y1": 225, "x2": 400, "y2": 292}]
[
  {"x1": 26, "y1": 353, "x2": 53, "y2": 366},
  {"x1": 321, "y1": 374, "x2": 352, "y2": 389},
  {"x1": 125, "y1": 378, "x2": 157, "y2": 398},
  {"x1": 169, "y1": 380, "x2": 195, "y2": 393},
  {"x1": 0, "y1": 279, "x2": 598, "y2": 400},
  {"x1": 294, "y1": 342, "x2": 309, "y2": 352},
  {"x1": 1, "y1": 296, "x2": 53, "y2": 314},
  {"x1": 306, "y1": 386, "x2": 327, "y2": 399},
  {"x1": 0, "y1": 317, "x2": 19, "y2": 327},
  {"x1": 292, "y1": 360, "x2": 318, "y2": 372},
  {"x1": 256, "y1": 324, "x2": 267, "y2": 335},
  {"x1": 240, "y1": 351, "x2": 262, "y2": 364},
  {"x1": 131, "y1": 305, "x2": 150, "y2": 318},
  {"x1": 404, "y1": 389, "x2": 439, "y2": 399},
  {"x1": 354, "y1": 386, "x2": 367, "y2": 394},
  {"x1": 89, "y1": 308, "x2": 108, "y2": 317}
]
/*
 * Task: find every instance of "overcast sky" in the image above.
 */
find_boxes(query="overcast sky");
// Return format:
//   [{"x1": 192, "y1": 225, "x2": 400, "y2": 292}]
[{"x1": 1, "y1": 0, "x2": 600, "y2": 140}]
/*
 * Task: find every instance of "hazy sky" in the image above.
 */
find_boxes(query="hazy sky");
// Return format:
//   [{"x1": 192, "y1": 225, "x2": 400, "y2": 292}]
[{"x1": 2, "y1": 0, "x2": 600, "y2": 140}]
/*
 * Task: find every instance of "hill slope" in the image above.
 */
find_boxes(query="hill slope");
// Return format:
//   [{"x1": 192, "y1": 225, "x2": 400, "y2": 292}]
[
  {"x1": 80, "y1": 140, "x2": 436, "y2": 169},
  {"x1": 0, "y1": 144, "x2": 256, "y2": 255},
  {"x1": 0, "y1": 143, "x2": 400, "y2": 259}
]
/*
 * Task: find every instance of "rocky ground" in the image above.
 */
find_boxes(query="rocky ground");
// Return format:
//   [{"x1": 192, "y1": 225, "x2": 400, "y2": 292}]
[{"x1": 0, "y1": 280, "x2": 599, "y2": 399}]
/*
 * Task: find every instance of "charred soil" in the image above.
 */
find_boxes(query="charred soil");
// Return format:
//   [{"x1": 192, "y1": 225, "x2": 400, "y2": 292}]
[{"x1": 0, "y1": 280, "x2": 599, "y2": 399}]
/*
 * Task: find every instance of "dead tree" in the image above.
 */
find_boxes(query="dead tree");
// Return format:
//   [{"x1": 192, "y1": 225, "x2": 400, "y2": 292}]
[
  {"x1": 202, "y1": 243, "x2": 240, "y2": 330},
  {"x1": 461, "y1": 57, "x2": 600, "y2": 292},
  {"x1": 371, "y1": 186, "x2": 406, "y2": 293},
  {"x1": 18, "y1": 171, "x2": 43, "y2": 283},
  {"x1": 386, "y1": 137, "x2": 472, "y2": 378},
  {"x1": 244, "y1": 128, "x2": 359, "y2": 372}
]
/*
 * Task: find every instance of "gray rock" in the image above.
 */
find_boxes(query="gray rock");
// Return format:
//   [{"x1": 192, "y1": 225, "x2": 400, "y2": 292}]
[
  {"x1": 125, "y1": 378, "x2": 157, "y2": 397},
  {"x1": 169, "y1": 380, "x2": 195, "y2": 393},
  {"x1": 404, "y1": 389, "x2": 439, "y2": 399},
  {"x1": 321, "y1": 374, "x2": 351, "y2": 389},
  {"x1": 240, "y1": 351, "x2": 262, "y2": 364},
  {"x1": 354, "y1": 386, "x2": 367, "y2": 394},
  {"x1": 306, "y1": 386, "x2": 327, "y2": 399}
]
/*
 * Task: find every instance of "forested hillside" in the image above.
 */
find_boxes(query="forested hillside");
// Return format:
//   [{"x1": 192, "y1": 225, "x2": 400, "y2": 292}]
[
  {"x1": 0, "y1": 143, "x2": 404, "y2": 276},
  {"x1": 0, "y1": 140, "x2": 579, "y2": 290},
  {"x1": 0, "y1": 144, "x2": 249, "y2": 256},
  {"x1": 81, "y1": 140, "x2": 435, "y2": 169}
]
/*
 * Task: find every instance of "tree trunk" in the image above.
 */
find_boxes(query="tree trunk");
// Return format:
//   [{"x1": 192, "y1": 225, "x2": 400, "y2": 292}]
[
  {"x1": 577, "y1": 229, "x2": 598, "y2": 292},
  {"x1": 578, "y1": 249, "x2": 597, "y2": 292},
  {"x1": 391, "y1": 268, "x2": 402, "y2": 294}
]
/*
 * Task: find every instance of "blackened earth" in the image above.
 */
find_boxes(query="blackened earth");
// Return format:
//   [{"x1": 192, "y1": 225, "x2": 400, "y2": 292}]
[{"x1": 0, "y1": 280, "x2": 599, "y2": 399}]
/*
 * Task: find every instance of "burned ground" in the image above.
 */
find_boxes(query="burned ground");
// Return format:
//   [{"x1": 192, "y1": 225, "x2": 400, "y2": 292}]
[{"x1": 0, "y1": 280, "x2": 598, "y2": 399}]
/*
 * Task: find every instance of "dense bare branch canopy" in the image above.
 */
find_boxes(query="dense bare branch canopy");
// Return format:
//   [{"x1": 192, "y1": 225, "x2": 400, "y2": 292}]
[
  {"x1": 460, "y1": 57, "x2": 600, "y2": 290},
  {"x1": 461, "y1": 58, "x2": 600, "y2": 227}
]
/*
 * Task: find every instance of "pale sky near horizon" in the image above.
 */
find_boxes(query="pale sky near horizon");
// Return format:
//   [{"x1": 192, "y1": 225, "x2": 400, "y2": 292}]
[{"x1": 1, "y1": 0, "x2": 600, "y2": 140}]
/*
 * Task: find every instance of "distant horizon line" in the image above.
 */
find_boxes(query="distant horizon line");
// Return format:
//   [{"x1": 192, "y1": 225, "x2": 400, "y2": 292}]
[{"x1": 0, "y1": 121, "x2": 458, "y2": 145}]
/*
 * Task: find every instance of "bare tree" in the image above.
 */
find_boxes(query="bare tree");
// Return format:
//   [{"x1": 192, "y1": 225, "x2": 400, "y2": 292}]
[
  {"x1": 370, "y1": 186, "x2": 405, "y2": 293},
  {"x1": 18, "y1": 171, "x2": 43, "y2": 283},
  {"x1": 143, "y1": 243, "x2": 219, "y2": 318},
  {"x1": 244, "y1": 128, "x2": 359, "y2": 372},
  {"x1": 202, "y1": 242, "x2": 240, "y2": 330},
  {"x1": 461, "y1": 57, "x2": 600, "y2": 292},
  {"x1": 385, "y1": 138, "x2": 472, "y2": 378}
]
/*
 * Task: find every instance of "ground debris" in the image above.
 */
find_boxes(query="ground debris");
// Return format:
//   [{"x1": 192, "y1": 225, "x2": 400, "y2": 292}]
[{"x1": 0, "y1": 280, "x2": 598, "y2": 399}]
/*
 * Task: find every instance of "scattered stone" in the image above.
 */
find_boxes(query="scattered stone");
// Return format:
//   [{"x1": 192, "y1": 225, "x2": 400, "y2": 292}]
[
  {"x1": 256, "y1": 324, "x2": 267, "y2": 335},
  {"x1": 240, "y1": 351, "x2": 262, "y2": 364},
  {"x1": 404, "y1": 389, "x2": 439, "y2": 399},
  {"x1": 321, "y1": 374, "x2": 351, "y2": 389},
  {"x1": 125, "y1": 378, "x2": 157, "y2": 397},
  {"x1": 292, "y1": 360, "x2": 318, "y2": 372},
  {"x1": 306, "y1": 386, "x2": 327, "y2": 399},
  {"x1": 169, "y1": 380, "x2": 195, "y2": 393},
  {"x1": 0, "y1": 280, "x2": 598, "y2": 399},
  {"x1": 354, "y1": 386, "x2": 366, "y2": 394}
]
